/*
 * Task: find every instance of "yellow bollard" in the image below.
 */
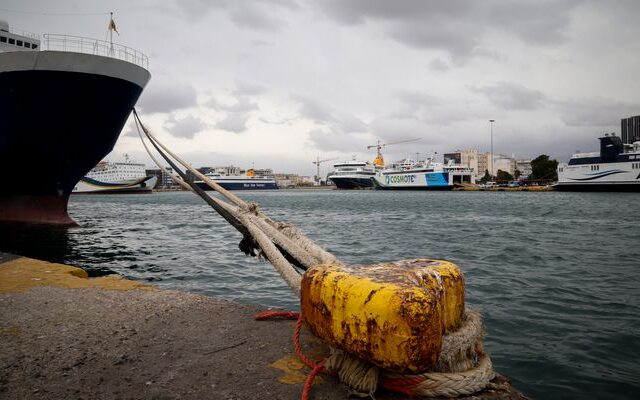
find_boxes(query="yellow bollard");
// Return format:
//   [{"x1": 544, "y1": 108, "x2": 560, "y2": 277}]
[{"x1": 300, "y1": 259, "x2": 465, "y2": 373}]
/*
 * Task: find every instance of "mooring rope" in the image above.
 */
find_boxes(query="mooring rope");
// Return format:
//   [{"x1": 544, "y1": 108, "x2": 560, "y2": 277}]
[{"x1": 133, "y1": 109, "x2": 495, "y2": 399}]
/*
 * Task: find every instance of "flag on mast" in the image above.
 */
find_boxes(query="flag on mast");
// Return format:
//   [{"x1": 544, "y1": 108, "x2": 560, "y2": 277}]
[{"x1": 108, "y1": 13, "x2": 119, "y2": 35}]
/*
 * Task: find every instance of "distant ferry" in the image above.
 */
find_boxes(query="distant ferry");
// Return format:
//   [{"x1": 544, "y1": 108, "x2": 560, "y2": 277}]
[
  {"x1": 327, "y1": 160, "x2": 377, "y2": 189},
  {"x1": 556, "y1": 134, "x2": 640, "y2": 191},
  {"x1": 194, "y1": 169, "x2": 278, "y2": 190},
  {"x1": 372, "y1": 158, "x2": 475, "y2": 190},
  {"x1": 72, "y1": 161, "x2": 157, "y2": 194}
]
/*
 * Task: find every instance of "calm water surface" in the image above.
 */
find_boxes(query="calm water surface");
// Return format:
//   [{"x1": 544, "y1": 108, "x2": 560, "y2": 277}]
[{"x1": 1, "y1": 190, "x2": 639, "y2": 399}]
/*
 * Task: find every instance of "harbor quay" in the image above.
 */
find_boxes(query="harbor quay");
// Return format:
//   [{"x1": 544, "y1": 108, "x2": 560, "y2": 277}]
[{"x1": 0, "y1": 253, "x2": 525, "y2": 399}]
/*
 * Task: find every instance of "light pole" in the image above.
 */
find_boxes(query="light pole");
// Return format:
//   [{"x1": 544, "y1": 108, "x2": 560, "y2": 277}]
[{"x1": 489, "y1": 119, "x2": 495, "y2": 177}]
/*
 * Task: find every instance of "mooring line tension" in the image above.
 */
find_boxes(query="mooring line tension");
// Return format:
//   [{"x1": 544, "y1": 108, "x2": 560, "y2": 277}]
[{"x1": 132, "y1": 108, "x2": 496, "y2": 399}]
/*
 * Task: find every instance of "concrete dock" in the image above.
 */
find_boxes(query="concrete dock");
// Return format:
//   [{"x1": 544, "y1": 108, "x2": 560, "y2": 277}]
[{"x1": 0, "y1": 253, "x2": 526, "y2": 399}]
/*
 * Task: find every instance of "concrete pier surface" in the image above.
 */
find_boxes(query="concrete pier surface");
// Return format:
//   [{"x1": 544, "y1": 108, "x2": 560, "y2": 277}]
[{"x1": 0, "y1": 253, "x2": 526, "y2": 399}]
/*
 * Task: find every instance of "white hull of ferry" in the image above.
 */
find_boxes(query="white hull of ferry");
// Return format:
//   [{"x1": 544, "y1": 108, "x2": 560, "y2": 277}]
[
  {"x1": 72, "y1": 176, "x2": 157, "y2": 194},
  {"x1": 556, "y1": 161, "x2": 640, "y2": 191}
]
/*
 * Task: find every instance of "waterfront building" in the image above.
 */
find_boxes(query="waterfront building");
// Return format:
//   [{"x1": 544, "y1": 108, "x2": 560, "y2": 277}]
[
  {"x1": 493, "y1": 155, "x2": 516, "y2": 177},
  {"x1": 444, "y1": 149, "x2": 480, "y2": 178},
  {"x1": 146, "y1": 168, "x2": 176, "y2": 189},
  {"x1": 515, "y1": 159, "x2": 532, "y2": 178},
  {"x1": 621, "y1": 115, "x2": 640, "y2": 144},
  {"x1": 477, "y1": 152, "x2": 490, "y2": 178}
]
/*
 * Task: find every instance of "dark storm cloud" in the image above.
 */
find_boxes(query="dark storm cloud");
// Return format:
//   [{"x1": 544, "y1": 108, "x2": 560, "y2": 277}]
[
  {"x1": 138, "y1": 82, "x2": 198, "y2": 114},
  {"x1": 472, "y1": 81, "x2": 546, "y2": 110},
  {"x1": 175, "y1": 0, "x2": 298, "y2": 30},
  {"x1": 164, "y1": 114, "x2": 206, "y2": 139},
  {"x1": 318, "y1": 0, "x2": 579, "y2": 61},
  {"x1": 556, "y1": 98, "x2": 640, "y2": 128}
]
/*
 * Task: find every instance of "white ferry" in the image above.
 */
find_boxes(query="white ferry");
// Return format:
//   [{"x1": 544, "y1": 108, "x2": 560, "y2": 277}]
[
  {"x1": 556, "y1": 134, "x2": 640, "y2": 191},
  {"x1": 194, "y1": 168, "x2": 278, "y2": 190},
  {"x1": 327, "y1": 160, "x2": 377, "y2": 189},
  {"x1": 372, "y1": 158, "x2": 475, "y2": 190},
  {"x1": 72, "y1": 161, "x2": 157, "y2": 194}
]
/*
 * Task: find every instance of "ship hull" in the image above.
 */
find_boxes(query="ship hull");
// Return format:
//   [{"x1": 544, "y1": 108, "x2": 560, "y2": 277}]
[
  {"x1": 553, "y1": 182, "x2": 640, "y2": 192},
  {"x1": 329, "y1": 177, "x2": 374, "y2": 189},
  {"x1": 0, "y1": 51, "x2": 150, "y2": 224},
  {"x1": 372, "y1": 172, "x2": 454, "y2": 190},
  {"x1": 72, "y1": 176, "x2": 157, "y2": 194},
  {"x1": 195, "y1": 180, "x2": 279, "y2": 191}
]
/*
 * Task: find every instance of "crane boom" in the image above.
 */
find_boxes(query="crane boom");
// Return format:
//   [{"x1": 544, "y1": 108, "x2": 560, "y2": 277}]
[
  {"x1": 312, "y1": 156, "x2": 339, "y2": 183},
  {"x1": 366, "y1": 138, "x2": 420, "y2": 167}
]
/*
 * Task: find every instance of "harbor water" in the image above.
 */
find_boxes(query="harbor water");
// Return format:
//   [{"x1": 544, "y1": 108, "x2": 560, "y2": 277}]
[{"x1": 1, "y1": 190, "x2": 639, "y2": 399}]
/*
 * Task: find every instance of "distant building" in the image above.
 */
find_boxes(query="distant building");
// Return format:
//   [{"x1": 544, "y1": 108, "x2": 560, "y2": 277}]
[
  {"x1": 444, "y1": 149, "x2": 480, "y2": 178},
  {"x1": 477, "y1": 152, "x2": 489, "y2": 178},
  {"x1": 493, "y1": 155, "x2": 516, "y2": 177},
  {"x1": 621, "y1": 115, "x2": 640, "y2": 144},
  {"x1": 515, "y1": 159, "x2": 532, "y2": 178},
  {"x1": 146, "y1": 168, "x2": 177, "y2": 189}
]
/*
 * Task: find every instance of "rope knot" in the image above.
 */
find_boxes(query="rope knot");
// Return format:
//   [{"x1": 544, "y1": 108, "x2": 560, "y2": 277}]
[{"x1": 323, "y1": 349, "x2": 379, "y2": 397}]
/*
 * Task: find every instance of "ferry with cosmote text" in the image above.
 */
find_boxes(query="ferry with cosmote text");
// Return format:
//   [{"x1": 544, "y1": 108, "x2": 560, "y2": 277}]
[
  {"x1": 327, "y1": 160, "x2": 377, "y2": 189},
  {"x1": 556, "y1": 134, "x2": 640, "y2": 191},
  {"x1": 372, "y1": 158, "x2": 475, "y2": 190},
  {"x1": 72, "y1": 160, "x2": 157, "y2": 194},
  {"x1": 194, "y1": 168, "x2": 278, "y2": 190},
  {"x1": 0, "y1": 18, "x2": 150, "y2": 224}
]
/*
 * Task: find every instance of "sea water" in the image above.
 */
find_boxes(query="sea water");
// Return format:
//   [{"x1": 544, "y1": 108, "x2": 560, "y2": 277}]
[{"x1": 1, "y1": 190, "x2": 638, "y2": 399}]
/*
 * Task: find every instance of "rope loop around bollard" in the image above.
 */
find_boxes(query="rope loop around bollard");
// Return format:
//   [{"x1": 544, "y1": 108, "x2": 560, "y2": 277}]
[{"x1": 255, "y1": 309, "x2": 494, "y2": 400}]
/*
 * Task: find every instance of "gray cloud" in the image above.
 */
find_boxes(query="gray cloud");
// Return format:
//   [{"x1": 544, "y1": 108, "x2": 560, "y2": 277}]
[
  {"x1": 138, "y1": 81, "x2": 197, "y2": 114},
  {"x1": 294, "y1": 95, "x2": 368, "y2": 133},
  {"x1": 216, "y1": 112, "x2": 250, "y2": 133},
  {"x1": 472, "y1": 81, "x2": 546, "y2": 110},
  {"x1": 429, "y1": 58, "x2": 450, "y2": 71},
  {"x1": 175, "y1": 0, "x2": 298, "y2": 30},
  {"x1": 307, "y1": 129, "x2": 371, "y2": 152},
  {"x1": 318, "y1": 0, "x2": 578, "y2": 62},
  {"x1": 234, "y1": 81, "x2": 266, "y2": 96},
  {"x1": 164, "y1": 114, "x2": 206, "y2": 139},
  {"x1": 556, "y1": 98, "x2": 640, "y2": 128},
  {"x1": 209, "y1": 96, "x2": 259, "y2": 113}
]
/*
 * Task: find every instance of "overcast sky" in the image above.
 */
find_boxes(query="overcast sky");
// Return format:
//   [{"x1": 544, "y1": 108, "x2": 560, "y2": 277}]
[{"x1": 4, "y1": 0, "x2": 640, "y2": 175}]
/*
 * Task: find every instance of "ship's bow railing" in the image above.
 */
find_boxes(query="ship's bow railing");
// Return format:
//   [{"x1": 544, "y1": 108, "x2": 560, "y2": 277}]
[{"x1": 41, "y1": 34, "x2": 149, "y2": 69}]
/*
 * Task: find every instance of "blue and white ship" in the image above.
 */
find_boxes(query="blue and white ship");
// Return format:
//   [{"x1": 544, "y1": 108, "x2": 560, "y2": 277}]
[
  {"x1": 194, "y1": 168, "x2": 278, "y2": 190},
  {"x1": 372, "y1": 158, "x2": 475, "y2": 190},
  {"x1": 556, "y1": 134, "x2": 640, "y2": 191}
]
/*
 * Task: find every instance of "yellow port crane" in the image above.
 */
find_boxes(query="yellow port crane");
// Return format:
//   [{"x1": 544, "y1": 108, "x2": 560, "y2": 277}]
[
  {"x1": 312, "y1": 156, "x2": 339, "y2": 183},
  {"x1": 366, "y1": 138, "x2": 420, "y2": 167}
]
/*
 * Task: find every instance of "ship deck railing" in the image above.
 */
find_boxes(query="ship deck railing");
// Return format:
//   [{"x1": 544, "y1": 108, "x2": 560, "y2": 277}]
[{"x1": 41, "y1": 34, "x2": 149, "y2": 69}]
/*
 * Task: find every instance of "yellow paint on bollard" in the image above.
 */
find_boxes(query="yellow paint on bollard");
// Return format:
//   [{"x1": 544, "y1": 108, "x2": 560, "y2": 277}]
[
  {"x1": 0, "y1": 257, "x2": 152, "y2": 294},
  {"x1": 301, "y1": 259, "x2": 465, "y2": 373}
]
